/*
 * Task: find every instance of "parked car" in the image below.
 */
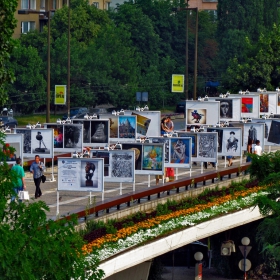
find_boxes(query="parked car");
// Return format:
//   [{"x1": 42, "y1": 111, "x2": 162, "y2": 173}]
[
  {"x1": 176, "y1": 101, "x2": 186, "y2": 113},
  {"x1": 62, "y1": 107, "x2": 89, "y2": 120},
  {"x1": 0, "y1": 116, "x2": 18, "y2": 128}
]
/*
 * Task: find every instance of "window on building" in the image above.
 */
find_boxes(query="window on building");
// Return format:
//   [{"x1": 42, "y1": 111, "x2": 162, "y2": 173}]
[
  {"x1": 106, "y1": 2, "x2": 110, "y2": 10},
  {"x1": 40, "y1": 0, "x2": 45, "y2": 9},
  {"x1": 21, "y1": 21, "x2": 35, "y2": 34},
  {"x1": 206, "y1": 9, "x2": 217, "y2": 21},
  {"x1": 92, "y1": 2, "x2": 99, "y2": 8},
  {"x1": 21, "y1": 0, "x2": 36, "y2": 9},
  {"x1": 52, "y1": 0, "x2": 57, "y2": 9}
]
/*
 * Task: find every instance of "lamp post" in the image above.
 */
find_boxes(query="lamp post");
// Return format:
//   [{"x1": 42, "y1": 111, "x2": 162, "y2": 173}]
[
  {"x1": 194, "y1": 251, "x2": 203, "y2": 280},
  {"x1": 67, "y1": 0, "x2": 71, "y2": 118},
  {"x1": 238, "y1": 237, "x2": 252, "y2": 280},
  {"x1": 173, "y1": 3, "x2": 198, "y2": 100},
  {"x1": 18, "y1": 8, "x2": 51, "y2": 123}
]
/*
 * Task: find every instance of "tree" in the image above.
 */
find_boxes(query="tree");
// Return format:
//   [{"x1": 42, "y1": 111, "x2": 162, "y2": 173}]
[
  {"x1": 0, "y1": 0, "x2": 18, "y2": 106},
  {"x1": 0, "y1": 133, "x2": 104, "y2": 279}
]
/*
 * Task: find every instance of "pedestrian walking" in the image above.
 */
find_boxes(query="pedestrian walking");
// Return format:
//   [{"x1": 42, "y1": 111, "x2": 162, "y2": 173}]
[
  {"x1": 11, "y1": 158, "x2": 26, "y2": 202},
  {"x1": 30, "y1": 155, "x2": 45, "y2": 198}
]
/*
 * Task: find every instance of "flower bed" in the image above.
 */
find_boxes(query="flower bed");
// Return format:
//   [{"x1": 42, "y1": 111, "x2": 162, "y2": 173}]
[{"x1": 82, "y1": 181, "x2": 267, "y2": 261}]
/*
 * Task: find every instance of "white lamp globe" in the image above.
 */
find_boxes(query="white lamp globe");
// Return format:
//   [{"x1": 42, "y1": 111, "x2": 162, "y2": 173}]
[
  {"x1": 194, "y1": 252, "x2": 203, "y2": 261},
  {"x1": 241, "y1": 237, "x2": 250, "y2": 246}
]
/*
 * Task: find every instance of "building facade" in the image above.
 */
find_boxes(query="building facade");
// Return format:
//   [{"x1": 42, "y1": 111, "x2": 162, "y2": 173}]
[{"x1": 14, "y1": 0, "x2": 111, "y2": 38}]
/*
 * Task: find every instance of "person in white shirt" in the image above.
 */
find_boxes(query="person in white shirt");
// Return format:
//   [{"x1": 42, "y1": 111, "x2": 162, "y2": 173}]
[{"x1": 254, "y1": 140, "x2": 262, "y2": 156}]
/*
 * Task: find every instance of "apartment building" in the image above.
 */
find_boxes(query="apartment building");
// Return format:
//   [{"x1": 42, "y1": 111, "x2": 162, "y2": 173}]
[{"x1": 14, "y1": 0, "x2": 111, "y2": 39}]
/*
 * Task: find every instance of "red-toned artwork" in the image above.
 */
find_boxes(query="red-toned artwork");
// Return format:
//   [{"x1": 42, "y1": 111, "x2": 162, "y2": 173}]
[{"x1": 241, "y1": 97, "x2": 253, "y2": 113}]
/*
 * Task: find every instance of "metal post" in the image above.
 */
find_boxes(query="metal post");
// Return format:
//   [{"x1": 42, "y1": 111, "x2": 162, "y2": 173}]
[
  {"x1": 193, "y1": 7, "x2": 198, "y2": 100},
  {"x1": 67, "y1": 1, "x2": 71, "y2": 117},
  {"x1": 185, "y1": 0, "x2": 189, "y2": 100},
  {"x1": 47, "y1": 9, "x2": 51, "y2": 123},
  {"x1": 244, "y1": 246, "x2": 247, "y2": 280}
]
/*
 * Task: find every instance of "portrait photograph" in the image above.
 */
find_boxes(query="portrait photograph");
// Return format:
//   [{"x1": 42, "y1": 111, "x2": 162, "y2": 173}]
[
  {"x1": 177, "y1": 132, "x2": 197, "y2": 157},
  {"x1": 170, "y1": 138, "x2": 191, "y2": 167},
  {"x1": 122, "y1": 143, "x2": 142, "y2": 170},
  {"x1": 216, "y1": 98, "x2": 233, "y2": 118},
  {"x1": 260, "y1": 94, "x2": 269, "y2": 113},
  {"x1": 222, "y1": 128, "x2": 242, "y2": 156},
  {"x1": 118, "y1": 116, "x2": 136, "y2": 139},
  {"x1": 142, "y1": 144, "x2": 163, "y2": 171},
  {"x1": 187, "y1": 108, "x2": 207, "y2": 125}
]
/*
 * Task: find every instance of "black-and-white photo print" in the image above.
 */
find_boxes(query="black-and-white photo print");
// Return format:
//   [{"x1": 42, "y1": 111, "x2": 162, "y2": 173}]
[
  {"x1": 222, "y1": 128, "x2": 242, "y2": 156},
  {"x1": 64, "y1": 125, "x2": 82, "y2": 149},
  {"x1": 207, "y1": 128, "x2": 223, "y2": 153},
  {"x1": 216, "y1": 98, "x2": 233, "y2": 119},
  {"x1": 197, "y1": 133, "x2": 217, "y2": 162},
  {"x1": 31, "y1": 130, "x2": 51, "y2": 154},
  {"x1": 16, "y1": 129, "x2": 31, "y2": 154}
]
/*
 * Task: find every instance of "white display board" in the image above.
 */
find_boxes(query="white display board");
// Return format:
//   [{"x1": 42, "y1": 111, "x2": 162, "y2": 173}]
[
  {"x1": 44, "y1": 123, "x2": 83, "y2": 153},
  {"x1": 90, "y1": 150, "x2": 135, "y2": 183},
  {"x1": 122, "y1": 143, "x2": 164, "y2": 175},
  {"x1": 57, "y1": 158, "x2": 104, "y2": 192},
  {"x1": 149, "y1": 137, "x2": 192, "y2": 168},
  {"x1": 185, "y1": 101, "x2": 220, "y2": 126},
  {"x1": 243, "y1": 123, "x2": 265, "y2": 151},
  {"x1": 209, "y1": 97, "x2": 241, "y2": 121},
  {"x1": 14, "y1": 128, "x2": 54, "y2": 158},
  {"x1": 1, "y1": 133, "x2": 23, "y2": 164},
  {"x1": 249, "y1": 92, "x2": 277, "y2": 115},
  {"x1": 230, "y1": 95, "x2": 260, "y2": 118},
  {"x1": 251, "y1": 118, "x2": 280, "y2": 146},
  {"x1": 72, "y1": 119, "x2": 110, "y2": 147}
]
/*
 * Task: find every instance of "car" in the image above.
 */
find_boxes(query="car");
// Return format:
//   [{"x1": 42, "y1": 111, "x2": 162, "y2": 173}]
[
  {"x1": 62, "y1": 107, "x2": 89, "y2": 120},
  {"x1": 89, "y1": 107, "x2": 108, "y2": 117},
  {"x1": 0, "y1": 116, "x2": 18, "y2": 128},
  {"x1": 176, "y1": 101, "x2": 186, "y2": 113}
]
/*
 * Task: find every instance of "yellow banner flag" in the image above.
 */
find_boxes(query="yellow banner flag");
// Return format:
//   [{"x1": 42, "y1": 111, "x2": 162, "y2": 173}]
[
  {"x1": 55, "y1": 85, "x2": 66, "y2": 105},
  {"x1": 171, "y1": 75, "x2": 184, "y2": 92}
]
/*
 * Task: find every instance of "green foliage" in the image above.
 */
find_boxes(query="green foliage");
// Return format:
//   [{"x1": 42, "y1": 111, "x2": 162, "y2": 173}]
[
  {"x1": 0, "y1": 0, "x2": 18, "y2": 105},
  {"x1": 0, "y1": 132, "x2": 104, "y2": 280}
]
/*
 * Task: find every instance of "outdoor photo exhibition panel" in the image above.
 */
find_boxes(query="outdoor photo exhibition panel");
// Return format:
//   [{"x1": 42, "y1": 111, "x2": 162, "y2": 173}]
[
  {"x1": 230, "y1": 95, "x2": 260, "y2": 119},
  {"x1": 185, "y1": 101, "x2": 220, "y2": 126},
  {"x1": 1, "y1": 133, "x2": 23, "y2": 164},
  {"x1": 72, "y1": 119, "x2": 110, "y2": 147},
  {"x1": 243, "y1": 123, "x2": 265, "y2": 151},
  {"x1": 251, "y1": 118, "x2": 280, "y2": 146},
  {"x1": 57, "y1": 158, "x2": 104, "y2": 192},
  {"x1": 14, "y1": 128, "x2": 54, "y2": 158},
  {"x1": 149, "y1": 137, "x2": 192, "y2": 168},
  {"x1": 90, "y1": 149, "x2": 135, "y2": 183},
  {"x1": 213, "y1": 98, "x2": 241, "y2": 122},
  {"x1": 250, "y1": 92, "x2": 277, "y2": 115},
  {"x1": 195, "y1": 132, "x2": 218, "y2": 163},
  {"x1": 122, "y1": 143, "x2": 164, "y2": 175},
  {"x1": 44, "y1": 123, "x2": 83, "y2": 152},
  {"x1": 220, "y1": 127, "x2": 242, "y2": 157}
]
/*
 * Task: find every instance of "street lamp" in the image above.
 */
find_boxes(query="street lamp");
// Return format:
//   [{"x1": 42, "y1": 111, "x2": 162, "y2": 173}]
[
  {"x1": 67, "y1": 1, "x2": 71, "y2": 118},
  {"x1": 194, "y1": 251, "x2": 203, "y2": 280},
  {"x1": 173, "y1": 3, "x2": 198, "y2": 100},
  {"x1": 18, "y1": 8, "x2": 51, "y2": 123}
]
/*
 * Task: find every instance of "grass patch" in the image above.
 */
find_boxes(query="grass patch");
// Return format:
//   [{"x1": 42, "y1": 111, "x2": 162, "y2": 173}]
[{"x1": 16, "y1": 114, "x2": 64, "y2": 126}]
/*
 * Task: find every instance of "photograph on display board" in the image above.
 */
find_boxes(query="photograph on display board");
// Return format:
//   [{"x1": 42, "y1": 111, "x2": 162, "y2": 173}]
[
  {"x1": 1, "y1": 142, "x2": 19, "y2": 162},
  {"x1": 64, "y1": 125, "x2": 82, "y2": 149},
  {"x1": 260, "y1": 94, "x2": 269, "y2": 113},
  {"x1": 91, "y1": 150, "x2": 109, "y2": 176},
  {"x1": 243, "y1": 123, "x2": 265, "y2": 150},
  {"x1": 267, "y1": 120, "x2": 280, "y2": 144},
  {"x1": 52, "y1": 125, "x2": 63, "y2": 148},
  {"x1": 81, "y1": 160, "x2": 101, "y2": 188},
  {"x1": 197, "y1": 134, "x2": 217, "y2": 159},
  {"x1": 15, "y1": 129, "x2": 31, "y2": 153},
  {"x1": 207, "y1": 128, "x2": 223, "y2": 153},
  {"x1": 177, "y1": 133, "x2": 197, "y2": 157},
  {"x1": 241, "y1": 97, "x2": 253, "y2": 113},
  {"x1": 187, "y1": 109, "x2": 206, "y2": 124},
  {"x1": 222, "y1": 129, "x2": 241, "y2": 155},
  {"x1": 142, "y1": 144, "x2": 163, "y2": 171},
  {"x1": 150, "y1": 137, "x2": 169, "y2": 163},
  {"x1": 110, "y1": 151, "x2": 134, "y2": 179},
  {"x1": 118, "y1": 116, "x2": 136, "y2": 139},
  {"x1": 278, "y1": 94, "x2": 280, "y2": 106},
  {"x1": 170, "y1": 138, "x2": 190, "y2": 164},
  {"x1": 131, "y1": 112, "x2": 151, "y2": 136},
  {"x1": 31, "y1": 130, "x2": 51, "y2": 154},
  {"x1": 215, "y1": 98, "x2": 233, "y2": 118},
  {"x1": 99, "y1": 114, "x2": 118, "y2": 138},
  {"x1": 90, "y1": 120, "x2": 109, "y2": 143},
  {"x1": 82, "y1": 120, "x2": 91, "y2": 143},
  {"x1": 122, "y1": 143, "x2": 142, "y2": 170}
]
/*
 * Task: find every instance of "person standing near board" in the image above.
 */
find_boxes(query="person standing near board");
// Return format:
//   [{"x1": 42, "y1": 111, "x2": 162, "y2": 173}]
[{"x1": 30, "y1": 155, "x2": 45, "y2": 198}]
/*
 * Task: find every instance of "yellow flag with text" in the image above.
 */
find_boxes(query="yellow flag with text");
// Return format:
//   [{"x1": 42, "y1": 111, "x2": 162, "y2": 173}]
[
  {"x1": 55, "y1": 85, "x2": 66, "y2": 105},
  {"x1": 171, "y1": 75, "x2": 184, "y2": 92}
]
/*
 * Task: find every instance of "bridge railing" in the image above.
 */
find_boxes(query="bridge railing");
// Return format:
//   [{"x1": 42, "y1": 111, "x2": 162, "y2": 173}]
[{"x1": 60, "y1": 163, "x2": 251, "y2": 221}]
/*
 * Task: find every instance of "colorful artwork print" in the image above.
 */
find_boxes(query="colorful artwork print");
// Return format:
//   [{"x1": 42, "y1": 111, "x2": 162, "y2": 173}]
[
  {"x1": 150, "y1": 137, "x2": 169, "y2": 163},
  {"x1": 1, "y1": 143, "x2": 18, "y2": 161},
  {"x1": 132, "y1": 112, "x2": 151, "y2": 136},
  {"x1": 170, "y1": 138, "x2": 190, "y2": 164},
  {"x1": 260, "y1": 94, "x2": 269, "y2": 113},
  {"x1": 241, "y1": 97, "x2": 253, "y2": 113},
  {"x1": 278, "y1": 94, "x2": 280, "y2": 106},
  {"x1": 118, "y1": 116, "x2": 136, "y2": 138},
  {"x1": 198, "y1": 134, "x2": 216, "y2": 158},
  {"x1": 177, "y1": 133, "x2": 197, "y2": 157},
  {"x1": 53, "y1": 126, "x2": 63, "y2": 148},
  {"x1": 142, "y1": 145, "x2": 163, "y2": 171},
  {"x1": 187, "y1": 109, "x2": 206, "y2": 124}
]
